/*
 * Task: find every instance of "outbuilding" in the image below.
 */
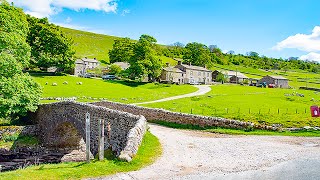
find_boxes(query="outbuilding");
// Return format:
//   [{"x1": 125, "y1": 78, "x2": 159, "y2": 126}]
[{"x1": 258, "y1": 75, "x2": 289, "y2": 88}]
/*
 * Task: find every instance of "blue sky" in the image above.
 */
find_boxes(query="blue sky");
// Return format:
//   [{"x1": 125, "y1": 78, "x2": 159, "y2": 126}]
[{"x1": 9, "y1": 0, "x2": 320, "y2": 61}]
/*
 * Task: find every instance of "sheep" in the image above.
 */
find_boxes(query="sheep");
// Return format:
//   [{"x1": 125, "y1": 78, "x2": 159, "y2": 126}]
[
  {"x1": 52, "y1": 83, "x2": 57, "y2": 86},
  {"x1": 45, "y1": 82, "x2": 48, "y2": 85},
  {"x1": 76, "y1": 82, "x2": 83, "y2": 85},
  {"x1": 63, "y1": 81, "x2": 68, "y2": 85}
]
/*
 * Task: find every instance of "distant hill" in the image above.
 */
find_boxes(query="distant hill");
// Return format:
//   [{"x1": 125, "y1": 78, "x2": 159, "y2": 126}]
[{"x1": 61, "y1": 27, "x2": 177, "y2": 65}]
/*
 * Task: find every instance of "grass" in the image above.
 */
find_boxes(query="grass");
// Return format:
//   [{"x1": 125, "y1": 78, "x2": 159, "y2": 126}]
[
  {"x1": 212, "y1": 64, "x2": 320, "y2": 89},
  {"x1": 144, "y1": 84, "x2": 320, "y2": 128},
  {"x1": 0, "y1": 135, "x2": 39, "y2": 149},
  {"x1": 151, "y1": 120, "x2": 320, "y2": 137},
  {"x1": 33, "y1": 75, "x2": 197, "y2": 104},
  {"x1": 0, "y1": 131, "x2": 162, "y2": 180},
  {"x1": 61, "y1": 27, "x2": 177, "y2": 65}
]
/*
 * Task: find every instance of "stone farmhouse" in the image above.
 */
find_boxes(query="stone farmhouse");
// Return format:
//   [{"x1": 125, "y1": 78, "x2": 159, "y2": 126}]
[
  {"x1": 160, "y1": 61, "x2": 212, "y2": 84},
  {"x1": 74, "y1": 57, "x2": 99, "y2": 76},
  {"x1": 258, "y1": 75, "x2": 289, "y2": 88}
]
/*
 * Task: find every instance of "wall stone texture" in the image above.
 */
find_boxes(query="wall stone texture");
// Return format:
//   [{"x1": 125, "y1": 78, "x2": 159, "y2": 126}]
[
  {"x1": 29, "y1": 101, "x2": 147, "y2": 162},
  {"x1": 92, "y1": 101, "x2": 280, "y2": 131}
]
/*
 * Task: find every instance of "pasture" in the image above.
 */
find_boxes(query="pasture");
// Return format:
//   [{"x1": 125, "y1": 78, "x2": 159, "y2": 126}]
[
  {"x1": 33, "y1": 75, "x2": 197, "y2": 104},
  {"x1": 144, "y1": 84, "x2": 320, "y2": 128}
]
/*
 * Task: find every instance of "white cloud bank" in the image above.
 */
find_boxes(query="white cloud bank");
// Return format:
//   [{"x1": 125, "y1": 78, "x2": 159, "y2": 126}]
[
  {"x1": 9, "y1": 0, "x2": 117, "y2": 18},
  {"x1": 273, "y1": 26, "x2": 320, "y2": 52},
  {"x1": 273, "y1": 26, "x2": 320, "y2": 62},
  {"x1": 300, "y1": 52, "x2": 320, "y2": 62}
]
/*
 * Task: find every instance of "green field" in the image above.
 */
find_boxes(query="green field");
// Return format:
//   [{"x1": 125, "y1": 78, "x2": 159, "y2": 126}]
[
  {"x1": 212, "y1": 64, "x2": 320, "y2": 89},
  {"x1": 144, "y1": 85, "x2": 320, "y2": 128},
  {"x1": 0, "y1": 131, "x2": 161, "y2": 180},
  {"x1": 33, "y1": 75, "x2": 197, "y2": 104}
]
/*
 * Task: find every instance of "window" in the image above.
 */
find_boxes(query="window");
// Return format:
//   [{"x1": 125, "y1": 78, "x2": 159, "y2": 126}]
[
  {"x1": 207, "y1": 72, "x2": 209, "y2": 77},
  {"x1": 198, "y1": 72, "x2": 201, "y2": 76},
  {"x1": 190, "y1": 71, "x2": 193, "y2": 75}
]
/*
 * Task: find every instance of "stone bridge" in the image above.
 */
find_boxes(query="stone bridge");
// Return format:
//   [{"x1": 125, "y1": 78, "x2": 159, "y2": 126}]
[{"x1": 30, "y1": 101, "x2": 147, "y2": 162}]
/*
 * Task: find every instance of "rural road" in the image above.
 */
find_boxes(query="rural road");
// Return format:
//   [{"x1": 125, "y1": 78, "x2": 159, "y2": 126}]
[
  {"x1": 133, "y1": 85, "x2": 211, "y2": 105},
  {"x1": 100, "y1": 124, "x2": 320, "y2": 180}
]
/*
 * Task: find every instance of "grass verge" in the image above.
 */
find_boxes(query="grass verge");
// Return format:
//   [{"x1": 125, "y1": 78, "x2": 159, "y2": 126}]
[
  {"x1": 0, "y1": 131, "x2": 161, "y2": 180},
  {"x1": 151, "y1": 120, "x2": 320, "y2": 137}
]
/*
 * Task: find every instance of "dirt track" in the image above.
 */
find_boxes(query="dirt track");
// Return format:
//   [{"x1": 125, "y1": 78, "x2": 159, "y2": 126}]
[{"x1": 98, "y1": 124, "x2": 320, "y2": 180}]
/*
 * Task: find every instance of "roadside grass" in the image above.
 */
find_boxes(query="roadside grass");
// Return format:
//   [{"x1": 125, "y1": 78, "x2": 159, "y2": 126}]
[
  {"x1": 151, "y1": 120, "x2": 320, "y2": 137},
  {"x1": 144, "y1": 85, "x2": 320, "y2": 128},
  {"x1": 0, "y1": 135, "x2": 39, "y2": 149},
  {"x1": 0, "y1": 131, "x2": 162, "y2": 180},
  {"x1": 33, "y1": 75, "x2": 197, "y2": 104}
]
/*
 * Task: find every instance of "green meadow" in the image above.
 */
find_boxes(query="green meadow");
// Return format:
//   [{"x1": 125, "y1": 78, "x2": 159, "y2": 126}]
[
  {"x1": 33, "y1": 75, "x2": 197, "y2": 104},
  {"x1": 144, "y1": 84, "x2": 320, "y2": 128}
]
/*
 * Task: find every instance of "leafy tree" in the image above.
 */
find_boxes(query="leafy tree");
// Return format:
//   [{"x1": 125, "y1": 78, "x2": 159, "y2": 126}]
[
  {"x1": 108, "y1": 37, "x2": 134, "y2": 63},
  {"x1": 0, "y1": 53, "x2": 42, "y2": 119},
  {"x1": 27, "y1": 16, "x2": 75, "y2": 71},
  {"x1": 109, "y1": 64, "x2": 122, "y2": 75},
  {"x1": 0, "y1": 0, "x2": 30, "y2": 66},
  {"x1": 183, "y1": 42, "x2": 211, "y2": 67},
  {"x1": 216, "y1": 72, "x2": 227, "y2": 84},
  {"x1": 0, "y1": 1, "x2": 42, "y2": 119},
  {"x1": 128, "y1": 34, "x2": 162, "y2": 81}
]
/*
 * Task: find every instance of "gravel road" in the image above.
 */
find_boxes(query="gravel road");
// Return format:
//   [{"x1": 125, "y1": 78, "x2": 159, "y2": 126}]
[
  {"x1": 133, "y1": 85, "x2": 211, "y2": 105},
  {"x1": 98, "y1": 124, "x2": 320, "y2": 180}
]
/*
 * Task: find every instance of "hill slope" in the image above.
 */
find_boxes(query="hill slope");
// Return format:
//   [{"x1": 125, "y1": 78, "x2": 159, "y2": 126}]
[{"x1": 61, "y1": 27, "x2": 177, "y2": 65}]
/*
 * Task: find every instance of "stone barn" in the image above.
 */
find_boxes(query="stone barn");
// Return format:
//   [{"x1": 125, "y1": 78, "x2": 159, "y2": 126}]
[{"x1": 258, "y1": 75, "x2": 289, "y2": 88}]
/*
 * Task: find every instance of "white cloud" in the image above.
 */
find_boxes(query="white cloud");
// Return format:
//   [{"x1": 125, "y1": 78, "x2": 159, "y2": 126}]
[
  {"x1": 9, "y1": 0, "x2": 117, "y2": 18},
  {"x1": 273, "y1": 26, "x2": 320, "y2": 52},
  {"x1": 300, "y1": 52, "x2": 320, "y2": 62}
]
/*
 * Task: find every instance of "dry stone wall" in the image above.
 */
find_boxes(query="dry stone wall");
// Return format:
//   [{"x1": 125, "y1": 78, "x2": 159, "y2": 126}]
[
  {"x1": 30, "y1": 101, "x2": 147, "y2": 162},
  {"x1": 93, "y1": 101, "x2": 279, "y2": 131}
]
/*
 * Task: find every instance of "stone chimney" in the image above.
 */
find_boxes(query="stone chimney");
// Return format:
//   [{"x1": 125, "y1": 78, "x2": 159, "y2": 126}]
[
  {"x1": 178, "y1": 61, "x2": 182, "y2": 65},
  {"x1": 166, "y1": 62, "x2": 170, "y2": 67},
  {"x1": 94, "y1": 57, "x2": 96, "y2": 60}
]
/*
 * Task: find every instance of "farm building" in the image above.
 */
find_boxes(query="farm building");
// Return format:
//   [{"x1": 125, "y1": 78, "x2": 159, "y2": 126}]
[
  {"x1": 174, "y1": 61, "x2": 212, "y2": 84},
  {"x1": 160, "y1": 61, "x2": 212, "y2": 84},
  {"x1": 160, "y1": 63, "x2": 185, "y2": 84},
  {"x1": 74, "y1": 57, "x2": 99, "y2": 76},
  {"x1": 258, "y1": 75, "x2": 289, "y2": 88},
  {"x1": 212, "y1": 70, "x2": 248, "y2": 83}
]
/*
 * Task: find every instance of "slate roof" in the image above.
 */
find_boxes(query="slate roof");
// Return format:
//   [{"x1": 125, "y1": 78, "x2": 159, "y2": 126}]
[
  {"x1": 76, "y1": 58, "x2": 99, "y2": 64},
  {"x1": 268, "y1": 75, "x2": 288, "y2": 80},
  {"x1": 113, "y1": 62, "x2": 130, "y2": 70},
  {"x1": 179, "y1": 64, "x2": 212, "y2": 72},
  {"x1": 163, "y1": 67, "x2": 183, "y2": 73}
]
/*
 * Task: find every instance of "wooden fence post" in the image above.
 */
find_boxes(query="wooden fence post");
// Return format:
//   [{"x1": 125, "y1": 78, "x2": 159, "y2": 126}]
[
  {"x1": 86, "y1": 112, "x2": 90, "y2": 163},
  {"x1": 98, "y1": 119, "x2": 105, "y2": 161}
]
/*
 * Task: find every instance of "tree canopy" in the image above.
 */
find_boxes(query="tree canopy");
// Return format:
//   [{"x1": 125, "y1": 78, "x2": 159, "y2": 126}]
[
  {"x1": 27, "y1": 16, "x2": 75, "y2": 70},
  {"x1": 0, "y1": 1, "x2": 42, "y2": 120},
  {"x1": 108, "y1": 37, "x2": 134, "y2": 63},
  {"x1": 183, "y1": 42, "x2": 212, "y2": 67}
]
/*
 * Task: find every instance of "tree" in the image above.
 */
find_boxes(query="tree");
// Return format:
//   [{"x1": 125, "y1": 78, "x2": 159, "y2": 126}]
[
  {"x1": 183, "y1": 42, "x2": 211, "y2": 67},
  {"x1": 27, "y1": 16, "x2": 75, "y2": 71},
  {"x1": 128, "y1": 34, "x2": 162, "y2": 81},
  {"x1": 109, "y1": 64, "x2": 122, "y2": 75},
  {"x1": 0, "y1": 0, "x2": 30, "y2": 66},
  {"x1": 0, "y1": 53, "x2": 42, "y2": 119},
  {"x1": 247, "y1": 51, "x2": 259, "y2": 58},
  {"x1": 0, "y1": 1, "x2": 42, "y2": 119},
  {"x1": 109, "y1": 37, "x2": 134, "y2": 63},
  {"x1": 216, "y1": 72, "x2": 227, "y2": 84}
]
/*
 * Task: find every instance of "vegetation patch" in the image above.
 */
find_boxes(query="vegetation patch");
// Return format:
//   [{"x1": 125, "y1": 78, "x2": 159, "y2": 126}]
[
  {"x1": 0, "y1": 131, "x2": 162, "y2": 180},
  {"x1": 151, "y1": 120, "x2": 320, "y2": 137}
]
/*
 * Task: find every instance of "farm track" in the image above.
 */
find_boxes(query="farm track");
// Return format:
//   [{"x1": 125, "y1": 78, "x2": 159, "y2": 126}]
[
  {"x1": 132, "y1": 85, "x2": 211, "y2": 105},
  {"x1": 97, "y1": 124, "x2": 320, "y2": 180}
]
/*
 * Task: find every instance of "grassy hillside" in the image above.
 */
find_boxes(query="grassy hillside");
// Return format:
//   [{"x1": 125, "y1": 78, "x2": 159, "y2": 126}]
[
  {"x1": 61, "y1": 27, "x2": 177, "y2": 65},
  {"x1": 61, "y1": 27, "x2": 119, "y2": 63}
]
